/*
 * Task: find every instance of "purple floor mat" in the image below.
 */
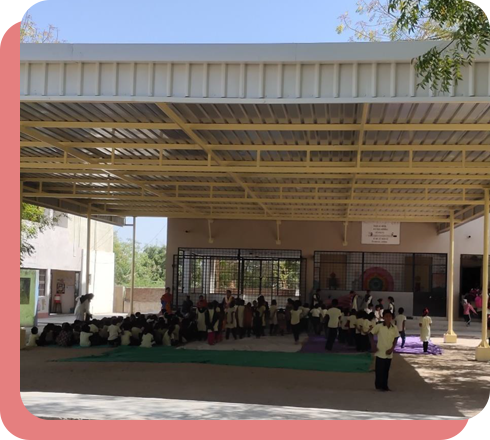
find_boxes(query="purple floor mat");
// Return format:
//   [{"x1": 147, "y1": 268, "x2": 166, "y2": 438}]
[
  {"x1": 394, "y1": 336, "x2": 442, "y2": 355},
  {"x1": 300, "y1": 335, "x2": 442, "y2": 355}
]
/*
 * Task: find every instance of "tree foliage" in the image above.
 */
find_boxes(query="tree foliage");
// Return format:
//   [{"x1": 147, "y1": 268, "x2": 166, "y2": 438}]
[
  {"x1": 20, "y1": 13, "x2": 65, "y2": 43},
  {"x1": 114, "y1": 232, "x2": 167, "y2": 288},
  {"x1": 337, "y1": 0, "x2": 489, "y2": 92},
  {"x1": 21, "y1": 204, "x2": 60, "y2": 265}
]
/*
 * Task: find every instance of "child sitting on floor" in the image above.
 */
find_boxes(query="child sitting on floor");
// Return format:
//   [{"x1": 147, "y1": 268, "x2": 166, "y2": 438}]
[
  {"x1": 27, "y1": 327, "x2": 39, "y2": 347},
  {"x1": 120, "y1": 323, "x2": 132, "y2": 346},
  {"x1": 80, "y1": 324, "x2": 92, "y2": 347},
  {"x1": 37, "y1": 324, "x2": 55, "y2": 346},
  {"x1": 107, "y1": 318, "x2": 121, "y2": 346},
  {"x1": 140, "y1": 327, "x2": 155, "y2": 348},
  {"x1": 56, "y1": 323, "x2": 73, "y2": 347}
]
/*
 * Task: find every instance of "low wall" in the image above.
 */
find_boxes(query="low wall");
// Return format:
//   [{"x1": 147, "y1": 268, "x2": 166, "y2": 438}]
[{"x1": 114, "y1": 286, "x2": 164, "y2": 314}]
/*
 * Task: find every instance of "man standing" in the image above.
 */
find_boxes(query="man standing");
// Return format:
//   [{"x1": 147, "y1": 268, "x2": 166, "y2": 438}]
[{"x1": 369, "y1": 310, "x2": 399, "y2": 391}]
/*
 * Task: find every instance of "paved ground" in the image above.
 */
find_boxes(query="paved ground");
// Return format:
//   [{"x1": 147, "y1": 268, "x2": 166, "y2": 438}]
[
  {"x1": 20, "y1": 336, "x2": 489, "y2": 420},
  {"x1": 21, "y1": 392, "x2": 463, "y2": 420}
]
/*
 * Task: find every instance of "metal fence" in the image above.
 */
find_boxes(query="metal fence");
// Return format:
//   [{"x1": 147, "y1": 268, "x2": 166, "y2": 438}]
[
  {"x1": 314, "y1": 251, "x2": 447, "y2": 316},
  {"x1": 172, "y1": 248, "x2": 307, "y2": 308}
]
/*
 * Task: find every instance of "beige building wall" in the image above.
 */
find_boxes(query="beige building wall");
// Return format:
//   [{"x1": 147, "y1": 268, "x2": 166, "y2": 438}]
[{"x1": 166, "y1": 217, "x2": 486, "y2": 319}]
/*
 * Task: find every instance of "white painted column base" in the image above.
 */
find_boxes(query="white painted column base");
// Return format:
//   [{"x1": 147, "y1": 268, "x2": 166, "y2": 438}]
[
  {"x1": 20, "y1": 327, "x2": 26, "y2": 349},
  {"x1": 443, "y1": 332, "x2": 458, "y2": 343},
  {"x1": 475, "y1": 345, "x2": 490, "y2": 362}
]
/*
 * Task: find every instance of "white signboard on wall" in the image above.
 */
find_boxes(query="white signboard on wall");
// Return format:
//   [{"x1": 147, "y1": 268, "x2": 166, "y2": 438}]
[{"x1": 362, "y1": 222, "x2": 400, "y2": 245}]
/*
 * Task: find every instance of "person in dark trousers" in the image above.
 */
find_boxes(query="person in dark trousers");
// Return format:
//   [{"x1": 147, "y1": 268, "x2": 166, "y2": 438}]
[
  {"x1": 369, "y1": 310, "x2": 399, "y2": 392},
  {"x1": 325, "y1": 299, "x2": 342, "y2": 351}
]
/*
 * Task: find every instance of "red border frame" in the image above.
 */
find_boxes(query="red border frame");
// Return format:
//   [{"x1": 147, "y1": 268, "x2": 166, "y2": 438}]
[{"x1": 1, "y1": 22, "x2": 468, "y2": 439}]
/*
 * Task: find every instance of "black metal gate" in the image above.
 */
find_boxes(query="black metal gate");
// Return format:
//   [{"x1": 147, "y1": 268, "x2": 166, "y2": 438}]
[{"x1": 172, "y1": 248, "x2": 306, "y2": 308}]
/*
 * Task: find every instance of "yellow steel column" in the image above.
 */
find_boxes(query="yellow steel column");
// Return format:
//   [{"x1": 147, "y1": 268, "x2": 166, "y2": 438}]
[
  {"x1": 20, "y1": 182, "x2": 23, "y2": 256},
  {"x1": 85, "y1": 203, "x2": 92, "y2": 295},
  {"x1": 444, "y1": 211, "x2": 457, "y2": 343},
  {"x1": 476, "y1": 189, "x2": 490, "y2": 361},
  {"x1": 130, "y1": 217, "x2": 137, "y2": 315}
]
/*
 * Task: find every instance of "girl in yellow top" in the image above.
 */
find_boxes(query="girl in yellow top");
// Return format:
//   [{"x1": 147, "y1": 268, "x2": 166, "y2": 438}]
[{"x1": 419, "y1": 308, "x2": 432, "y2": 353}]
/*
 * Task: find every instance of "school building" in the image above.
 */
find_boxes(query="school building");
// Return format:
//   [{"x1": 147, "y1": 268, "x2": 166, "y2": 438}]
[
  {"x1": 20, "y1": 211, "x2": 115, "y2": 325},
  {"x1": 19, "y1": 41, "x2": 490, "y2": 360}
]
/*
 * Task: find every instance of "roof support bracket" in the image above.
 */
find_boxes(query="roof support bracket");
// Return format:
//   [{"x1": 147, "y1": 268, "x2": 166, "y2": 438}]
[
  {"x1": 343, "y1": 221, "x2": 349, "y2": 247},
  {"x1": 208, "y1": 219, "x2": 214, "y2": 244},
  {"x1": 276, "y1": 220, "x2": 282, "y2": 245}
]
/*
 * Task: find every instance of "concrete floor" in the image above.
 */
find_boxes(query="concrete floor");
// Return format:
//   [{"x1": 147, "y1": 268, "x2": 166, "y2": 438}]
[{"x1": 20, "y1": 336, "x2": 489, "y2": 420}]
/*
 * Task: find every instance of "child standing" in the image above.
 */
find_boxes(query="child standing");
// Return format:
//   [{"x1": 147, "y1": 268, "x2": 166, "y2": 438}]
[
  {"x1": 236, "y1": 299, "x2": 246, "y2": 338},
  {"x1": 395, "y1": 308, "x2": 407, "y2": 348},
  {"x1": 325, "y1": 299, "x2": 342, "y2": 351},
  {"x1": 243, "y1": 302, "x2": 253, "y2": 337},
  {"x1": 300, "y1": 303, "x2": 311, "y2": 334},
  {"x1": 310, "y1": 303, "x2": 322, "y2": 335},
  {"x1": 369, "y1": 310, "x2": 399, "y2": 392},
  {"x1": 462, "y1": 299, "x2": 477, "y2": 326},
  {"x1": 388, "y1": 297, "x2": 396, "y2": 316},
  {"x1": 347, "y1": 309, "x2": 357, "y2": 346},
  {"x1": 419, "y1": 308, "x2": 432, "y2": 353},
  {"x1": 197, "y1": 306, "x2": 208, "y2": 341},
  {"x1": 253, "y1": 310, "x2": 263, "y2": 339},
  {"x1": 339, "y1": 309, "x2": 350, "y2": 344},
  {"x1": 269, "y1": 300, "x2": 278, "y2": 335},
  {"x1": 277, "y1": 309, "x2": 287, "y2": 336},
  {"x1": 290, "y1": 301, "x2": 302, "y2": 344},
  {"x1": 355, "y1": 311, "x2": 364, "y2": 352},
  {"x1": 226, "y1": 300, "x2": 238, "y2": 340}
]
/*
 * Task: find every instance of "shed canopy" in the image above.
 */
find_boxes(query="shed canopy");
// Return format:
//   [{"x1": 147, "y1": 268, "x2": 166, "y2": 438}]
[{"x1": 20, "y1": 42, "x2": 490, "y2": 231}]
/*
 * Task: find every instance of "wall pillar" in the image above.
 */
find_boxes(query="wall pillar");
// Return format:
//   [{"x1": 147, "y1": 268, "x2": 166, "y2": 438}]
[
  {"x1": 476, "y1": 190, "x2": 490, "y2": 361},
  {"x1": 130, "y1": 216, "x2": 137, "y2": 315},
  {"x1": 444, "y1": 211, "x2": 457, "y2": 343},
  {"x1": 85, "y1": 203, "x2": 92, "y2": 295}
]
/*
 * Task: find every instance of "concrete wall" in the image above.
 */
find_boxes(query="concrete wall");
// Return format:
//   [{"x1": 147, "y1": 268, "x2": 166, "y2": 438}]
[
  {"x1": 113, "y1": 286, "x2": 164, "y2": 314},
  {"x1": 166, "y1": 217, "x2": 486, "y2": 319},
  {"x1": 22, "y1": 211, "x2": 115, "y2": 315}
]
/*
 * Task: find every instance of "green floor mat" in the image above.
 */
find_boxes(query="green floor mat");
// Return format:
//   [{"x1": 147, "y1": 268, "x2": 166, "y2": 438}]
[{"x1": 57, "y1": 346, "x2": 372, "y2": 373}]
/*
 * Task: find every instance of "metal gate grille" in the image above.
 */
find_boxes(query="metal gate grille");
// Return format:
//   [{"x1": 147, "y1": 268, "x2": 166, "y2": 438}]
[
  {"x1": 314, "y1": 251, "x2": 447, "y2": 316},
  {"x1": 173, "y1": 248, "x2": 306, "y2": 308}
]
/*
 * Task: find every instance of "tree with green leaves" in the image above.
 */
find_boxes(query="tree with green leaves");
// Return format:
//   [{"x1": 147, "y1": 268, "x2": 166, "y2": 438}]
[
  {"x1": 113, "y1": 232, "x2": 167, "y2": 288},
  {"x1": 337, "y1": 0, "x2": 489, "y2": 92},
  {"x1": 21, "y1": 204, "x2": 60, "y2": 265}
]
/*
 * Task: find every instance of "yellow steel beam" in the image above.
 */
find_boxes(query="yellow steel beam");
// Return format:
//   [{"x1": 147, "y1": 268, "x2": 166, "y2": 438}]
[
  {"x1": 21, "y1": 169, "x2": 490, "y2": 181},
  {"x1": 20, "y1": 140, "x2": 490, "y2": 153},
  {"x1": 22, "y1": 192, "x2": 484, "y2": 206},
  {"x1": 20, "y1": 162, "x2": 490, "y2": 174},
  {"x1": 20, "y1": 177, "x2": 489, "y2": 191},
  {"x1": 187, "y1": 123, "x2": 490, "y2": 132},
  {"x1": 95, "y1": 210, "x2": 455, "y2": 223},
  {"x1": 21, "y1": 120, "x2": 490, "y2": 133},
  {"x1": 20, "y1": 127, "x2": 200, "y2": 215},
  {"x1": 156, "y1": 102, "x2": 275, "y2": 218},
  {"x1": 21, "y1": 121, "x2": 180, "y2": 130}
]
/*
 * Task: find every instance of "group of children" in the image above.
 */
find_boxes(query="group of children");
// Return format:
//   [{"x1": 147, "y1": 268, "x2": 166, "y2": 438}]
[
  {"x1": 27, "y1": 288, "x2": 434, "y2": 354},
  {"x1": 27, "y1": 312, "x2": 188, "y2": 348}
]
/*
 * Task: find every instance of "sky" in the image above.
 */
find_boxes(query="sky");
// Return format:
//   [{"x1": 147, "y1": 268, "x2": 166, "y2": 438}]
[{"x1": 27, "y1": 0, "x2": 359, "y2": 246}]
